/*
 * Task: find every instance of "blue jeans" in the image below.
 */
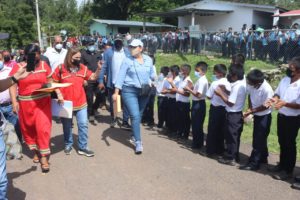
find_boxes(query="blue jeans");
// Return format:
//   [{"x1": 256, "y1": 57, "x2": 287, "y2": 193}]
[
  {"x1": 0, "y1": 132, "x2": 7, "y2": 200},
  {"x1": 121, "y1": 86, "x2": 149, "y2": 142},
  {"x1": 0, "y1": 104, "x2": 22, "y2": 143},
  {"x1": 61, "y1": 107, "x2": 88, "y2": 150}
]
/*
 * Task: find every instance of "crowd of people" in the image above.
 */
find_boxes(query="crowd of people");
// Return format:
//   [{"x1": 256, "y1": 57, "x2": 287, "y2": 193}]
[{"x1": 0, "y1": 29, "x2": 300, "y2": 199}]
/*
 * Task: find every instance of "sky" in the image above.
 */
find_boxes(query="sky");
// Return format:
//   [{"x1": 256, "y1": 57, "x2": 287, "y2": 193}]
[{"x1": 76, "y1": 0, "x2": 86, "y2": 7}]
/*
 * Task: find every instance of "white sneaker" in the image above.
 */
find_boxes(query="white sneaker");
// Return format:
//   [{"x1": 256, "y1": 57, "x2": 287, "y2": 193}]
[{"x1": 135, "y1": 141, "x2": 143, "y2": 154}]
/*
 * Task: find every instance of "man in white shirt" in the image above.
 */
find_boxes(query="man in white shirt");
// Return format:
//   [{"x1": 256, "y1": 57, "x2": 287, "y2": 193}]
[
  {"x1": 265, "y1": 57, "x2": 300, "y2": 182},
  {"x1": 240, "y1": 69, "x2": 273, "y2": 171},
  {"x1": 44, "y1": 35, "x2": 67, "y2": 71},
  {"x1": 0, "y1": 61, "x2": 22, "y2": 143},
  {"x1": 205, "y1": 64, "x2": 231, "y2": 157},
  {"x1": 185, "y1": 62, "x2": 208, "y2": 148},
  {"x1": 215, "y1": 64, "x2": 246, "y2": 166}
]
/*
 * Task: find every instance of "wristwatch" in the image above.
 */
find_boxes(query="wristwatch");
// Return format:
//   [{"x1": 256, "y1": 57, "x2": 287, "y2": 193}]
[{"x1": 11, "y1": 76, "x2": 18, "y2": 84}]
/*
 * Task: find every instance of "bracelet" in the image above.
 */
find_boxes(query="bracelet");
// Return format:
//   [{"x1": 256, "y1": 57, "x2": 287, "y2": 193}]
[{"x1": 11, "y1": 76, "x2": 18, "y2": 84}]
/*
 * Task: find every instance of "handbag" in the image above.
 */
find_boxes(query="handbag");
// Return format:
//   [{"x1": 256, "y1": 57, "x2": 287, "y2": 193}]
[{"x1": 133, "y1": 61, "x2": 151, "y2": 97}]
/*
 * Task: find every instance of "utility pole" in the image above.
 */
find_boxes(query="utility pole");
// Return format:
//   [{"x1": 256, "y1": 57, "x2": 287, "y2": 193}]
[{"x1": 35, "y1": 0, "x2": 43, "y2": 49}]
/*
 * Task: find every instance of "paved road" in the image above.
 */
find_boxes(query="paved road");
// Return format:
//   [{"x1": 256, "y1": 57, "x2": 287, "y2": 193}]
[{"x1": 6, "y1": 110, "x2": 300, "y2": 200}]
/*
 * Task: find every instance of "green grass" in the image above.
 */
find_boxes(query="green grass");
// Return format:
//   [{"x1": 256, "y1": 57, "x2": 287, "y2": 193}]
[{"x1": 155, "y1": 53, "x2": 300, "y2": 159}]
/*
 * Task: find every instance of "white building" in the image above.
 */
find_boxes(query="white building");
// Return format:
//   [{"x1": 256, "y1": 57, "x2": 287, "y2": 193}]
[
  {"x1": 274, "y1": 10, "x2": 300, "y2": 28},
  {"x1": 143, "y1": 0, "x2": 287, "y2": 31}
]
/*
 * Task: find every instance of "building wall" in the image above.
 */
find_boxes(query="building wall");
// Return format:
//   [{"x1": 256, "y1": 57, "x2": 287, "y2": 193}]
[
  {"x1": 90, "y1": 22, "x2": 107, "y2": 36},
  {"x1": 178, "y1": 4, "x2": 276, "y2": 32},
  {"x1": 252, "y1": 10, "x2": 274, "y2": 29}
]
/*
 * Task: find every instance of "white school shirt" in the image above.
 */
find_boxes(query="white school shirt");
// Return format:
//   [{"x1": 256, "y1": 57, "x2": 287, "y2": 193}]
[
  {"x1": 163, "y1": 76, "x2": 180, "y2": 99},
  {"x1": 156, "y1": 76, "x2": 166, "y2": 97},
  {"x1": 206, "y1": 78, "x2": 231, "y2": 107},
  {"x1": 192, "y1": 75, "x2": 208, "y2": 101},
  {"x1": 176, "y1": 76, "x2": 193, "y2": 103},
  {"x1": 275, "y1": 76, "x2": 300, "y2": 116},
  {"x1": 225, "y1": 80, "x2": 246, "y2": 112},
  {"x1": 247, "y1": 80, "x2": 274, "y2": 116}
]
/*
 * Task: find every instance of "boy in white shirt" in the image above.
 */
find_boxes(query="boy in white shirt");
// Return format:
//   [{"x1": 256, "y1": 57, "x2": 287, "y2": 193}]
[
  {"x1": 265, "y1": 57, "x2": 300, "y2": 181},
  {"x1": 185, "y1": 62, "x2": 208, "y2": 148},
  {"x1": 215, "y1": 64, "x2": 246, "y2": 166},
  {"x1": 156, "y1": 66, "x2": 170, "y2": 130},
  {"x1": 240, "y1": 69, "x2": 274, "y2": 171},
  {"x1": 168, "y1": 64, "x2": 193, "y2": 139},
  {"x1": 161, "y1": 65, "x2": 180, "y2": 136},
  {"x1": 205, "y1": 64, "x2": 231, "y2": 157}
]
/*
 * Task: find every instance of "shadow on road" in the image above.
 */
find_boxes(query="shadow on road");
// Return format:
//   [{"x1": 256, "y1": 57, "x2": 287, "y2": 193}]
[
  {"x1": 7, "y1": 165, "x2": 37, "y2": 200},
  {"x1": 101, "y1": 127, "x2": 134, "y2": 151}
]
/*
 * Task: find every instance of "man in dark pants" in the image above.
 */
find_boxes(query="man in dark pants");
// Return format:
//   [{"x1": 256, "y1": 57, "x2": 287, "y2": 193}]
[
  {"x1": 240, "y1": 69, "x2": 273, "y2": 171},
  {"x1": 81, "y1": 37, "x2": 103, "y2": 124},
  {"x1": 215, "y1": 64, "x2": 246, "y2": 166},
  {"x1": 98, "y1": 35, "x2": 130, "y2": 129},
  {"x1": 266, "y1": 56, "x2": 300, "y2": 181},
  {"x1": 205, "y1": 64, "x2": 231, "y2": 156}
]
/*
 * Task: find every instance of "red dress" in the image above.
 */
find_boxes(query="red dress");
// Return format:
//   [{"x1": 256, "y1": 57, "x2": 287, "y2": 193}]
[
  {"x1": 52, "y1": 64, "x2": 92, "y2": 111},
  {"x1": 9, "y1": 61, "x2": 52, "y2": 156}
]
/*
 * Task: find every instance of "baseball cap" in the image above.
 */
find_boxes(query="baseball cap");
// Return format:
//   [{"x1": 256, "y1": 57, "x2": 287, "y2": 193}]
[
  {"x1": 114, "y1": 34, "x2": 123, "y2": 41},
  {"x1": 129, "y1": 39, "x2": 143, "y2": 47}
]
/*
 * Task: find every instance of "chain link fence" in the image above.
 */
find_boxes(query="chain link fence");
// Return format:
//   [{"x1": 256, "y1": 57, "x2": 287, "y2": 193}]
[{"x1": 126, "y1": 29, "x2": 300, "y2": 63}]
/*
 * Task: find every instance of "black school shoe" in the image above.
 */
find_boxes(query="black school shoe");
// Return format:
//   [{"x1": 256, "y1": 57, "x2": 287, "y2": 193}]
[
  {"x1": 239, "y1": 163, "x2": 259, "y2": 171},
  {"x1": 272, "y1": 171, "x2": 293, "y2": 181},
  {"x1": 291, "y1": 182, "x2": 300, "y2": 190},
  {"x1": 121, "y1": 122, "x2": 131, "y2": 130},
  {"x1": 218, "y1": 157, "x2": 236, "y2": 166}
]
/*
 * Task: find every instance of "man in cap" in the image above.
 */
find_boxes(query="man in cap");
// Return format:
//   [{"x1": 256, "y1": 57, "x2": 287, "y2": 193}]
[
  {"x1": 81, "y1": 37, "x2": 104, "y2": 124},
  {"x1": 98, "y1": 34, "x2": 131, "y2": 128}
]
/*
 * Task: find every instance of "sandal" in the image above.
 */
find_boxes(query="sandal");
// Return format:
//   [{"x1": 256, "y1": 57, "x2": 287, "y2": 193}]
[
  {"x1": 33, "y1": 152, "x2": 40, "y2": 164},
  {"x1": 40, "y1": 156, "x2": 50, "y2": 173}
]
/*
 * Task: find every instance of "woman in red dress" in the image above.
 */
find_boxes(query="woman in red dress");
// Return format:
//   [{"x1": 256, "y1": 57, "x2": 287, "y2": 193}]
[{"x1": 9, "y1": 44, "x2": 62, "y2": 173}]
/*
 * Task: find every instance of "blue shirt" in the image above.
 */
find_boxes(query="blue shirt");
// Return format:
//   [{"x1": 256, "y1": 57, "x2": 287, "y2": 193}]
[
  {"x1": 288, "y1": 31, "x2": 296, "y2": 41},
  {"x1": 262, "y1": 37, "x2": 268, "y2": 46},
  {"x1": 115, "y1": 54, "x2": 156, "y2": 89}
]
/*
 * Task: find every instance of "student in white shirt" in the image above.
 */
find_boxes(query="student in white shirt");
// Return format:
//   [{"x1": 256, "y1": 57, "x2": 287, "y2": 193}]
[
  {"x1": 156, "y1": 66, "x2": 169, "y2": 129},
  {"x1": 239, "y1": 69, "x2": 274, "y2": 171},
  {"x1": 168, "y1": 64, "x2": 193, "y2": 139},
  {"x1": 185, "y1": 62, "x2": 208, "y2": 148},
  {"x1": 161, "y1": 65, "x2": 180, "y2": 136},
  {"x1": 205, "y1": 64, "x2": 231, "y2": 157},
  {"x1": 215, "y1": 64, "x2": 246, "y2": 166},
  {"x1": 265, "y1": 57, "x2": 300, "y2": 181}
]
